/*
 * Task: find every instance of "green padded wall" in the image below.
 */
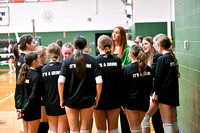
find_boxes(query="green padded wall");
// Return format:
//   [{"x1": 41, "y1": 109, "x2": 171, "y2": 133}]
[
  {"x1": 0, "y1": 30, "x2": 113, "y2": 57},
  {"x1": 130, "y1": 22, "x2": 167, "y2": 40},
  {"x1": 175, "y1": 0, "x2": 200, "y2": 132}
]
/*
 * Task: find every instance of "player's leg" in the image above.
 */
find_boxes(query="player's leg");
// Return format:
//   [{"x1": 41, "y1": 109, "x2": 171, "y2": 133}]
[
  {"x1": 80, "y1": 106, "x2": 94, "y2": 133},
  {"x1": 57, "y1": 114, "x2": 69, "y2": 133},
  {"x1": 107, "y1": 108, "x2": 120, "y2": 132},
  {"x1": 94, "y1": 109, "x2": 106, "y2": 133},
  {"x1": 65, "y1": 107, "x2": 80, "y2": 132}
]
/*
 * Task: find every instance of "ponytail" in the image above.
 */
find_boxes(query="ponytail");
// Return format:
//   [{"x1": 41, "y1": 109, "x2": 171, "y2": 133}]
[
  {"x1": 170, "y1": 48, "x2": 180, "y2": 78},
  {"x1": 137, "y1": 50, "x2": 147, "y2": 77},
  {"x1": 50, "y1": 54, "x2": 59, "y2": 62},
  {"x1": 13, "y1": 43, "x2": 20, "y2": 68},
  {"x1": 17, "y1": 51, "x2": 38, "y2": 84},
  {"x1": 129, "y1": 45, "x2": 147, "y2": 77},
  {"x1": 104, "y1": 47, "x2": 111, "y2": 56},
  {"x1": 18, "y1": 64, "x2": 29, "y2": 84},
  {"x1": 74, "y1": 49, "x2": 86, "y2": 79},
  {"x1": 73, "y1": 36, "x2": 87, "y2": 79}
]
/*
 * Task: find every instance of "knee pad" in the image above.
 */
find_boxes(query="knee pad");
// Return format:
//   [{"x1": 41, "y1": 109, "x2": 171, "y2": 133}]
[
  {"x1": 163, "y1": 123, "x2": 173, "y2": 133},
  {"x1": 130, "y1": 129, "x2": 141, "y2": 133},
  {"x1": 141, "y1": 114, "x2": 150, "y2": 129},
  {"x1": 173, "y1": 121, "x2": 179, "y2": 132},
  {"x1": 97, "y1": 129, "x2": 106, "y2": 133},
  {"x1": 80, "y1": 130, "x2": 90, "y2": 133},
  {"x1": 108, "y1": 128, "x2": 118, "y2": 133},
  {"x1": 48, "y1": 131, "x2": 57, "y2": 133}
]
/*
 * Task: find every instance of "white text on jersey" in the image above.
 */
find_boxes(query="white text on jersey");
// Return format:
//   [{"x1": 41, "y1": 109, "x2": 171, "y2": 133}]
[
  {"x1": 69, "y1": 64, "x2": 92, "y2": 69},
  {"x1": 42, "y1": 71, "x2": 60, "y2": 77},
  {"x1": 99, "y1": 62, "x2": 117, "y2": 67},
  {"x1": 132, "y1": 71, "x2": 151, "y2": 78}
]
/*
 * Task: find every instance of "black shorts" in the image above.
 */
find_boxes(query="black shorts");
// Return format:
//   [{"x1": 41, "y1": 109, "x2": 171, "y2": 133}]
[
  {"x1": 9, "y1": 55, "x2": 14, "y2": 59},
  {"x1": 45, "y1": 104, "x2": 66, "y2": 116},
  {"x1": 23, "y1": 111, "x2": 41, "y2": 121},
  {"x1": 158, "y1": 91, "x2": 179, "y2": 107},
  {"x1": 124, "y1": 101, "x2": 150, "y2": 112}
]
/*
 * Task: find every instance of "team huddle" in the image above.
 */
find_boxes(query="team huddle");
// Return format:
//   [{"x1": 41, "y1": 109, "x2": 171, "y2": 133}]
[{"x1": 13, "y1": 26, "x2": 180, "y2": 133}]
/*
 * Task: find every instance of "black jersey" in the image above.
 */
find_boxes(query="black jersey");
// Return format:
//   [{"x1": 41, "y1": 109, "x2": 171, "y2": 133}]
[
  {"x1": 123, "y1": 62, "x2": 153, "y2": 112},
  {"x1": 19, "y1": 69, "x2": 41, "y2": 121},
  {"x1": 60, "y1": 54, "x2": 101, "y2": 109},
  {"x1": 42, "y1": 62, "x2": 66, "y2": 116},
  {"x1": 154, "y1": 53, "x2": 179, "y2": 106},
  {"x1": 16, "y1": 53, "x2": 26, "y2": 81},
  {"x1": 15, "y1": 53, "x2": 26, "y2": 109},
  {"x1": 95, "y1": 54, "x2": 122, "y2": 110},
  {"x1": 151, "y1": 52, "x2": 162, "y2": 77},
  {"x1": 36, "y1": 65, "x2": 46, "y2": 106}
]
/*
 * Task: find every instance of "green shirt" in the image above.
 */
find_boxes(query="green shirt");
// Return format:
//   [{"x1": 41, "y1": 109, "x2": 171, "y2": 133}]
[{"x1": 118, "y1": 45, "x2": 132, "y2": 67}]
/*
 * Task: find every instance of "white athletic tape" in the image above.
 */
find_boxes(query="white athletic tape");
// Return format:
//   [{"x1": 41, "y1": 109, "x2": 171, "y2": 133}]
[
  {"x1": 95, "y1": 75, "x2": 103, "y2": 83},
  {"x1": 58, "y1": 75, "x2": 66, "y2": 83},
  {"x1": 141, "y1": 114, "x2": 150, "y2": 129},
  {"x1": 20, "y1": 124, "x2": 24, "y2": 132}
]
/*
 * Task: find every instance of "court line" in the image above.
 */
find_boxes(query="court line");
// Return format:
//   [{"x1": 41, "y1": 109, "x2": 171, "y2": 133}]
[{"x1": 0, "y1": 93, "x2": 14, "y2": 103}]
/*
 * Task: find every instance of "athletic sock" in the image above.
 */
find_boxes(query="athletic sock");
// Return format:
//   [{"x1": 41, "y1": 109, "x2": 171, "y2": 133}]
[
  {"x1": 97, "y1": 129, "x2": 106, "y2": 133},
  {"x1": 80, "y1": 130, "x2": 90, "y2": 133},
  {"x1": 48, "y1": 131, "x2": 57, "y2": 133},
  {"x1": 163, "y1": 123, "x2": 173, "y2": 133},
  {"x1": 70, "y1": 131, "x2": 80, "y2": 133},
  {"x1": 108, "y1": 128, "x2": 118, "y2": 133},
  {"x1": 130, "y1": 129, "x2": 141, "y2": 133}
]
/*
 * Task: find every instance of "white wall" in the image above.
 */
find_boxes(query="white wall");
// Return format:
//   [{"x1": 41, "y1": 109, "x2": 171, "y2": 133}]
[
  {"x1": 0, "y1": 0, "x2": 128, "y2": 33},
  {"x1": 133, "y1": 0, "x2": 175, "y2": 23}
]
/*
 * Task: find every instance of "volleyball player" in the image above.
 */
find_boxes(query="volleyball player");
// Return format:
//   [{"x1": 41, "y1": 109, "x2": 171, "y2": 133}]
[
  {"x1": 16, "y1": 51, "x2": 41, "y2": 133},
  {"x1": 60, "y1": 43, "x2": 74, "y2": 63},
  {"x1": 13, "y1": 34, "x2": 37, "y2": 133},
  {"x1": 8, "y1": 44, "x2": 15, "y2": 74},
  {"x1": 36, "y1": 46, "x2": 49, "y2": 133},
  {"x1": 42, "y1": 43, "x2": 68, "y2": 133},
  {"x1": 122, "y1": 45, "x2": 153, "y2": 133},
  {"x1": 153, "y1": 35, "x2": 180, "y2": 133},
  {"x1": 141, "y1": 34, "x2": 166, "y2": 133},
  {"x1": 58, "y1": 36, "x2": 102, "y2": 133},
  {"x1": 94, "y1": 35, "x2": 122, "y2": 133}
]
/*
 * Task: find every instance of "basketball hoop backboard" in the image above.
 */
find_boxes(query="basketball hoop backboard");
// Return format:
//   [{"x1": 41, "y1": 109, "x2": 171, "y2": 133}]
[
  {"x1": 0, "y1": 6, "x2": 10, "y2": 26},
  {"x1": 0, "y1": 0, "x2": 9, "y2": 3}
]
